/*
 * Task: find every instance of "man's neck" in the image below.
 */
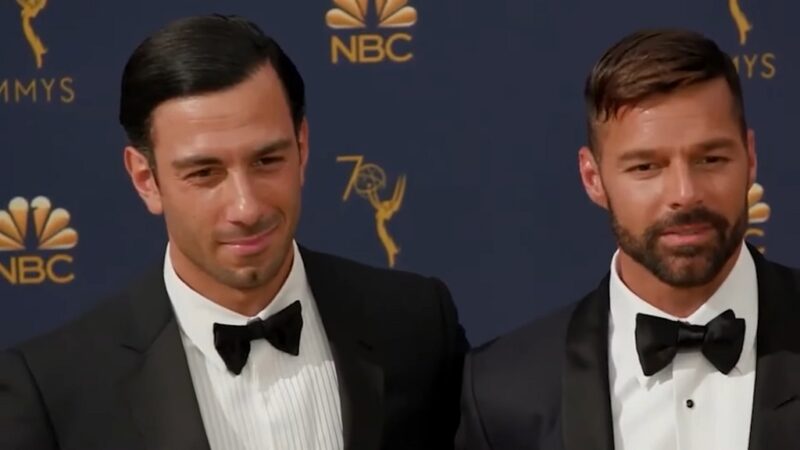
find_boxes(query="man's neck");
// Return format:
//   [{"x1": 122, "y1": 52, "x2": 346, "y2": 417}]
[
  {"x1": 616, "y1": 244, "x2": 743, "y2": 318},
  {"x1": 169, "y1": 247, "x2": 294, "y2": 317}
]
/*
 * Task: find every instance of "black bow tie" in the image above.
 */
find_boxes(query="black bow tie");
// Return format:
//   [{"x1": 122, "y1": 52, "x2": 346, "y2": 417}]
[
  {"x1": 213, "y1": 300, "x2": 303, "y2": 375},
  {"x1": 635, "y1": 309, "x2": 745, "y2": 376}
]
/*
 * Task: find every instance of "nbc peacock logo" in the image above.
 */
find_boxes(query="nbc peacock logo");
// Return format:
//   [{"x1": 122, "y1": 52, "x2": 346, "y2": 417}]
[
  {"x1": 746, "y1": 182, "x2": 770, "y2": 253},
  {"x1": 0, "y1": 196, "x2": 78, "y2": 284},
  {"x1": 326, "y1": 0, "x2": 417, "y2": 64}
]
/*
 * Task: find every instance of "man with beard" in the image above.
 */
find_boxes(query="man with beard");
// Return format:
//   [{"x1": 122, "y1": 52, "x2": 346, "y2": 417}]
[{"x1": 456, "y1": 29, "x2": 800, "y2": 450}]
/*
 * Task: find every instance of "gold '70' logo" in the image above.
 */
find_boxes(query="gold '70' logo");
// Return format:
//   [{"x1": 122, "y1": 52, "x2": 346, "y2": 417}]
[{"x1": 337, "y1": 155, "x2": 406, "y2": 268}]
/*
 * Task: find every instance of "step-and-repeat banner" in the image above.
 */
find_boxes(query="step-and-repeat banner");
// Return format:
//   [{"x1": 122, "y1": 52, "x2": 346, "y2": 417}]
[{"x1": 1, "y1": 0, "x2": 797, "y2": 347}]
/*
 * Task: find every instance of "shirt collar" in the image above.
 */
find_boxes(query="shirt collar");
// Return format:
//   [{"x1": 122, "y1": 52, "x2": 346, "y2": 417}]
[
  {"x1": 608, "y1": 243, "x2": 758, "y2": 388},
  {"x1": 164, "y1": 240, "x2": 309, "y2": 371}
]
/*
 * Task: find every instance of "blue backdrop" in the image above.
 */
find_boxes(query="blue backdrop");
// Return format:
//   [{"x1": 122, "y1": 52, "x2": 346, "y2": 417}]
[{"x1": 1, "y1": 0, "x2": 797, "y2": 347}]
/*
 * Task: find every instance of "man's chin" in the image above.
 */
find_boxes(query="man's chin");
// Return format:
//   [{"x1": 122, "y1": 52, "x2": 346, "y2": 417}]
[
  {"x1": 655, "y1": 239, "x2": 719, "y2": 258},
  {"x1": 651, "y1": 254, "x2": 719, "y2": 287},
  {"x1": 216, "y1": 267, "x2": 270, "y2": 290}
]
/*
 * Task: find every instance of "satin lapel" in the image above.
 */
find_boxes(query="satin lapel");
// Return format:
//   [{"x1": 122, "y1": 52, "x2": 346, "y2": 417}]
[
  {"x1": 561, "y1": 275, "x2": 614, "y2": 450},
  {"x1": 747, "y1": 247, "x2": 800, "y2": 449},
  {"x1": 301, "y1": 247, "x2": 385, "y2": 450},
  {"x1": 120, "y1": 267, "x2": 210, "y2": 450}
]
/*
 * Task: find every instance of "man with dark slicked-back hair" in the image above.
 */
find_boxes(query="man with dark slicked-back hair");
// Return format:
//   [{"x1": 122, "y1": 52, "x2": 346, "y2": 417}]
[
  {"x1": 456, "y1": 29, "x2": 800, "y2": 450},
  {"x1": 0, "y1": 14, "x2": 467, "y2": 450}
]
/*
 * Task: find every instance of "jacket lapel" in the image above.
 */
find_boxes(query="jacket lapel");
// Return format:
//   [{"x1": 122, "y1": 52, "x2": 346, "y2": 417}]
[
  {"x1": 120, "y1": 267, "x2": 210, "y2": 450},
  {"x1": 561, "y1": 275, "x2": 615, "y2": 450},
  {"x1": 301, "y1": 248, "x2": 385, "y2": 450},
  {"x1": 748, "y1": 248, "x2": 800, "y2": 449}
]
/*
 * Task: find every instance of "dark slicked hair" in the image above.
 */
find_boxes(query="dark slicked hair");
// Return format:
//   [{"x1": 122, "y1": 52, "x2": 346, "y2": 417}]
[
  {"x1": 584, "y1": 29, "x2": 746, "y2": 153},
  {"x1": 119, "y1": 14, "x2": 306, "y2": 161}
]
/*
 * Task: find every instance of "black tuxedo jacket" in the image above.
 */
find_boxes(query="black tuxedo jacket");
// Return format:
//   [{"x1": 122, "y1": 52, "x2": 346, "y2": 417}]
[
  {"x1": 0, "y1": 247, "x2": 468, "y2": 450},
  {"x1": 456, "y1": 246, "x2": 800, "y2": 450}
]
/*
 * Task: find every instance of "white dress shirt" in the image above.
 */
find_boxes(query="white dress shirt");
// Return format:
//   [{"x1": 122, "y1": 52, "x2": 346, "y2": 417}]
[
  {"x1": 608, "y1": 244, "x2": 758, "y2": 450},
  {"x1": 164, "y1": 241, "x2": 343, "y2": 450}
]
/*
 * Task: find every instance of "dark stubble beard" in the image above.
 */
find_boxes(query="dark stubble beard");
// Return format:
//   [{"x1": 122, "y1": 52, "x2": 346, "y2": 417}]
[{"x1": 610, "y1": 201, "x2": 748, "y2": 288}]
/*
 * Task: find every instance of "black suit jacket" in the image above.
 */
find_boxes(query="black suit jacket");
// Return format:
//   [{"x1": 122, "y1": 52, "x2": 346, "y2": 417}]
[
  {"x1": 456, "y1": 246, "x2": 800, "y2": 450},
  {"x1": 0, "y1": 247, "x2": 468, "y2": 450}
]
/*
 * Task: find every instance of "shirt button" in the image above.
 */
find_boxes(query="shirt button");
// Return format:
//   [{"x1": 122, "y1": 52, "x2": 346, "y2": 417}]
[{"x1": 686, "y1": 399, "x2": 695, "y2": 409}]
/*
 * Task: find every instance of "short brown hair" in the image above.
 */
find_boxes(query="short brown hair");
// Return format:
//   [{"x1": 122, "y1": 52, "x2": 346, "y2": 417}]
[{"x1": 584, "y1": 29, "x2": 746, "y2": 152}]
